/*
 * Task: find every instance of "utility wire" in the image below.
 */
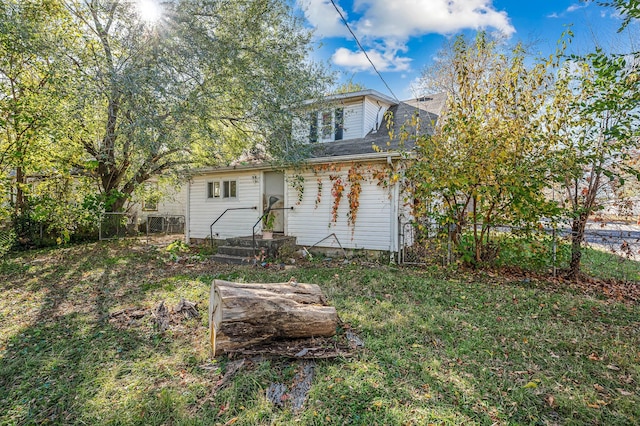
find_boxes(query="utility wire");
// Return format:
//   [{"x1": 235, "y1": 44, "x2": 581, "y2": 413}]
[{"x1": 329, "y1": 0, "x2": 400, "y2": 102}]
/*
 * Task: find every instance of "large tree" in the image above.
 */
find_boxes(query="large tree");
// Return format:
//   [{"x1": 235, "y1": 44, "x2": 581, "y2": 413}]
[
  {"x1": 62, "y1": 0, "x2": 330, "y2": 212},
  {"x1": 549, "y1": 55, "x2": 639, "y2": 278},
  {"x1": 0, "y1": 0, "x2": 71, "y2": 220},
  {"x1": 407, "y1": 33, "x2": 558, "y2": 265}
]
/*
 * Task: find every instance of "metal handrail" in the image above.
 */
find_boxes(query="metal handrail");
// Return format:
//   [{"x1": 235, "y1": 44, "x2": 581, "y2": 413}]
[
  {"x1": 252, "y1": 207, "x2": 294, "y2": 257},
  {"x1": 209, "y1": 206, "x2": 257, "y2": 251}
]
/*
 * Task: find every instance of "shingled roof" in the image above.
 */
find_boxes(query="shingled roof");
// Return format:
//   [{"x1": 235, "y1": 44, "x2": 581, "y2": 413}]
[{"x1": 308, "y1": 95, "x2": 443, "y2": 159}]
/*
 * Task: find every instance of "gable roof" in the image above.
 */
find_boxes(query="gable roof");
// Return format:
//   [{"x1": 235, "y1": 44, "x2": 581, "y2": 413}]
[
  {"x1": 192, "y1": 91, "x2": 446, "y2": 174},
  {"x1": 305, "y1": 89, "x2": 398, "y2": 107},
  {"x1": 402, "y1": 92, "x2": 448, "y2": 116}
]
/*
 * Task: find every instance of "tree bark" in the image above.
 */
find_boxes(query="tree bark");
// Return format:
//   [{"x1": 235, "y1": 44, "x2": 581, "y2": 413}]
[
  {"x1": 209, "y1": 280, "x2": 338, "y2": 356},
  {"x1": 568, "y1": 211, "x2": 588, "y2": 279}
]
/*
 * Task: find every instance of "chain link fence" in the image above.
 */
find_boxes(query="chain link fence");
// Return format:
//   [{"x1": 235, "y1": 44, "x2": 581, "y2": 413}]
[
  {"x1": 99, "y1": 213, "x2": 137, "y2": 240},
  {"x1": 400, "y1": 219, "x2": 640, "y2": 282},
  {"x1": 0, "y1": 225, "x2": 15, "y2": 258},
  {"x1": 146, "y1": 215, "x2": 185, "y2": 235}
]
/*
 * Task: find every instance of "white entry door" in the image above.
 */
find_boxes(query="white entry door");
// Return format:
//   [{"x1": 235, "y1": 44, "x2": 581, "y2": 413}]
[{"x1": 263, "y1": 171, "x2": 285, "y2": 233}]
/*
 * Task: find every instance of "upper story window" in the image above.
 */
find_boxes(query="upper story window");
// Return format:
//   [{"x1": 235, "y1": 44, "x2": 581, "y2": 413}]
[
  {"x1": 207, "y1": 180, "x2": 237, "y2": 199},
  {"x1": 309, "y1": 107, "x2": 343, "y2": 143}
]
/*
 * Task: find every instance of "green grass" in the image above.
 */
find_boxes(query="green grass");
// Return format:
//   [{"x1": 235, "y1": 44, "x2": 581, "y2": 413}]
[
  {"x1": 1, "y1": 240, "x2": 639, "y2": 425},
  {"x1": 580, "y1": 248, "x2": 640, "y2": 282}
]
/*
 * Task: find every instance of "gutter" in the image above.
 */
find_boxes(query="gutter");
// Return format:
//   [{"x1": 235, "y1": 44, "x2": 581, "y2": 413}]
[{"x1": 190, "y1": 151, "x2": 413, "y2": 176}]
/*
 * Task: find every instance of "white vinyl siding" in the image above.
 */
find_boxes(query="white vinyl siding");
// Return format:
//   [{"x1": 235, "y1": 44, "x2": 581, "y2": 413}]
[
  {"x1": 286, "y1": 163, "x2": 394, "y2": 251},
  {"x1": 293, "y1": 99, "x2": 365, "y2": 143},
  {"x1": 341, "y1": 100, "x2": 362, "y2": 139},
  {"x1": 363, "y1": 97, "x2": 389, "y2": 136},
  {"x1": 189, "y1": 172, "x2": 260, "y2": 240},
  {"x1": 129, "y1": 181, "x2": 187, "y2": 226}
]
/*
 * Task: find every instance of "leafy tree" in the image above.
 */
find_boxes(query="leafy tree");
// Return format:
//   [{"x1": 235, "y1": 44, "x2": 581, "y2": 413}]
[
  {"x1": 62, "y1": 0, "x2": 330, "y2": 212},
  {"x1": 333, "y1": 80, "x2": 367, "y2": 94},
  {"x1": 549, "y1": 50, "x2": 639, "y2": 278},
  {"x1": 0, "y1": 0, "x2": 87, "y2": 246},
  {"x1": 0, "y1": 0, "x2": 75, "y2": 242},
  {"x1": 599, "y1": 0, "x2": 639, "y2": 32},
  {"x1": 407, "y1": 33, "x2": 559, "y2": 265}
]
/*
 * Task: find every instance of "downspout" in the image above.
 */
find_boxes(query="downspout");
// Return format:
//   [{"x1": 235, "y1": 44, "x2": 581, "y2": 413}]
[
  {"x1": 387, "y1": 155, "x2": 397, "y2": 263},
  {"x1": 185, "y1": 179, "x2": 191, "y2": 244}
]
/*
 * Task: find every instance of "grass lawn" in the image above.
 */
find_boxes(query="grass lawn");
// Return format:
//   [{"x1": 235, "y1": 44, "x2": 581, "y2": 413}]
[{"x1": 0, "y1": 239, "x2": 638, "y2": 425}]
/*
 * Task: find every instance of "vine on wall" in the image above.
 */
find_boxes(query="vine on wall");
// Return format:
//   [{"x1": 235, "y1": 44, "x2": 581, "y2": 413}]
[
  {"x1": 347, "y1": 165, "x2": 363, "y2": 227},
  {"x1": 329, "y1": 174, "x2": 344, "y2": 224},
  {"x1": 290, "y1": 174, "x2": 305, "y2": 205},
  {"x1": 289, "y1": 162, "x2": 396, "y2": 228},
  {"x1": 315, "y1": 178, "x2": 322, "y2": 209}
]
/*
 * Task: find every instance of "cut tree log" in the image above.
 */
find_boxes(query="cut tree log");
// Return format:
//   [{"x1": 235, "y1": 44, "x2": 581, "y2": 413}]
[{"x1": 209, "y1": 279, "x2": 338, "y2": 356}]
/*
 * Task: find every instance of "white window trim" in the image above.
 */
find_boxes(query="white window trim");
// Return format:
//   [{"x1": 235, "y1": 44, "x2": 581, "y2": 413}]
[
  {"x1": 206, "y1": 179, "x2": 237, "y2": 200},
  {"x1": 310, "y1": 107, "x2": 344, "y2": 143}
]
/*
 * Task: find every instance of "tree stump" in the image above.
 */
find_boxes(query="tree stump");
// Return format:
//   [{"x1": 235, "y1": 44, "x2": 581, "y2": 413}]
[{"x1": 209, "y1": 279, "x2": 338, "y2": 356}]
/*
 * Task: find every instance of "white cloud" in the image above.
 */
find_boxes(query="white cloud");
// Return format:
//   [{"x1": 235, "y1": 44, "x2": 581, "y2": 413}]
[
  {"x1": 331, "y1": 47, "x2": 412, "y2": 72},
  {"x1": 297, "y1": 0, "x2": 349, "y2": 38},
  {"x1": 301, "y1": 0, "x2": 514, "y2": 73},
  {"x1": 351, "y1": 0, "x2": 515, "y2": 39},
  {"x1": 566, "y1": 3, "x2": 588, "y2": 13},
  {"x1": 549, "y1": 2, "x2": 590, "y2": 18}
]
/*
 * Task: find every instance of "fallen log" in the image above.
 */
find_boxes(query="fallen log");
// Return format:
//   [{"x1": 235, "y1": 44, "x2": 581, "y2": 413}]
[{"x1": 209, "y1": 279, "x2": 338, "y2": 356}]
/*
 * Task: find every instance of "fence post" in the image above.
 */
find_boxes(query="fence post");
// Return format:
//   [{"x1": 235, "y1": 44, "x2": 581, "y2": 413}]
[{"x1": 552, "y1": 221, "x2": 557, "y2": 278}]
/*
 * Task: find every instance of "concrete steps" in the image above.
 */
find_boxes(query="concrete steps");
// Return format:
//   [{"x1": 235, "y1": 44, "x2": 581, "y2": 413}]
[{"x1": 212, "y1": 235, "x2": 296, "y2": 265}]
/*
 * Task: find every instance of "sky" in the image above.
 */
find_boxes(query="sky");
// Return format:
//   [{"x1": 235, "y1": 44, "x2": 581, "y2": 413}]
[{"x1": 294, "y1": 0, "x2": 637, "y2": 100}]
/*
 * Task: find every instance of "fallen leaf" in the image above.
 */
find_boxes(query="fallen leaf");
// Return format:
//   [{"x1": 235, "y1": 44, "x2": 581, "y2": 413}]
[
  {"x1": 523, "y1": 381, "x2": 538, "y2": 389},
  {"x1": 546, "y1": 394, "x2": 555, "y2": 407},
  {"x1": 617, "y1": 388, "x2": 634, "y2": 396},
  {"x1": 606, "y1": 364, "x2": 620, "y2": 371},
  {"x1": 224, "y1": 418, "x2": 238, "y2": 426},
  {"x1": 588, "y1": 353, "x2": 601, "y2": 361},
  {"x1": 593, "y1": 384, "x2": 605, "y2": 393},
  {"x1": 587, "y1": 403, "x2": 600, "y2": 409}
]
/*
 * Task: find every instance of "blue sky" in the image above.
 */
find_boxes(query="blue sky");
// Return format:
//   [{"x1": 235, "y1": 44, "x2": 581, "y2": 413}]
[{"x1": 294, "y1": 0, "x2": 637, "y2": 100}]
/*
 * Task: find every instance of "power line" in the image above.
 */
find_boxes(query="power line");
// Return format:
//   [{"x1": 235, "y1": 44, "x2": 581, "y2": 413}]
[{"x1": 329, "y1": 0, "x2": 400, "y2": 102}]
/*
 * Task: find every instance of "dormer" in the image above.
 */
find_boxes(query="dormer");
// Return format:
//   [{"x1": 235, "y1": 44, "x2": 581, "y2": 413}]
[{"x1": 297, "y1": 89, "x2": 398, "y2": 144}]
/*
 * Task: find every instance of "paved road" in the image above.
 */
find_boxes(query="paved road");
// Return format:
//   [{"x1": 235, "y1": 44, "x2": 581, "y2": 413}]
[{"x1": 560, "y1": 222, "x2": 640, "y2": 259}]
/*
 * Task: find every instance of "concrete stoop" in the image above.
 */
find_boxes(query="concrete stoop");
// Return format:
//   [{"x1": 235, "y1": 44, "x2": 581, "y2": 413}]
[{"x1": 212, "y1": 235, "x2": 296, "y2": 264}]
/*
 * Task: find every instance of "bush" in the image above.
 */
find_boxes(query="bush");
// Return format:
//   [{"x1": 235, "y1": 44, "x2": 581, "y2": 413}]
[{"x1": 457, "y1": 229, "x2": 569, "y2": 272}]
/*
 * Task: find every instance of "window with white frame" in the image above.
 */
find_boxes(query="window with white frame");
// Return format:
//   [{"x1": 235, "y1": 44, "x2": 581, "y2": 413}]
[
  {"x1": 309, "y1": 107, "x2": 344, "y2": 143},
  {"x1": 207, "y1": 180, "x2": 237, "y2": 199}
]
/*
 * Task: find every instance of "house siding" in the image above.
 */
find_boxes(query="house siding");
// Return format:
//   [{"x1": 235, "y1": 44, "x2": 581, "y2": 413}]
[
  {"x1": 341, "y1": 99, "x2": 363, "y2": 140},
  {"x1": 363, "y1": 97, "x2": 389, "y2": 136},
  {"x1": 188, "y1": 171, "x2": 261, "y2": 240},
  {"x1": 292, "y1": 99, "x2": 365, "y2": 143},
  {"x1": 286, "y1": 162, "x2": 395, "y2": 251},
  {"x1": 128, "y1": 181, "x2": 187, "y2": 229}
]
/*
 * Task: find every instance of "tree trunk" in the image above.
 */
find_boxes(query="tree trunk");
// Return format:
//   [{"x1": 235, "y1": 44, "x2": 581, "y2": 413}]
[
  {"x1": 14, "y1": 165, "x2": 25, "y2": 216},
  {"x1": 209, "y1": 280, "x2": 338, "y2": 356},
  {"x1": 568, "y1": 211, "x2": 588, "y2": 279}
]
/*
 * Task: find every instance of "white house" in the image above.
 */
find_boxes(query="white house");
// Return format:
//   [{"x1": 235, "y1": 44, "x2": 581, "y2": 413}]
[
  {"x1": 128, "y1": 179, "x2": 188, "y2": 234},
  {"x1": 185, "y1": 89, "x2": 444, "y2": 259}
]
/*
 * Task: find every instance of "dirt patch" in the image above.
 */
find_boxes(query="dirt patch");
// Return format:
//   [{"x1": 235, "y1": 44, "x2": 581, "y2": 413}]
[{"x1": 109, "y1": 299, "x2": 201, "y2": 330}]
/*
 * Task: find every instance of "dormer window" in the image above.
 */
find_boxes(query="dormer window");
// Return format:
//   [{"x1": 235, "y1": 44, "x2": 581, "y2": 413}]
[{"x1": 309, "y1": 107, "x2": 344, "y2": 143}]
